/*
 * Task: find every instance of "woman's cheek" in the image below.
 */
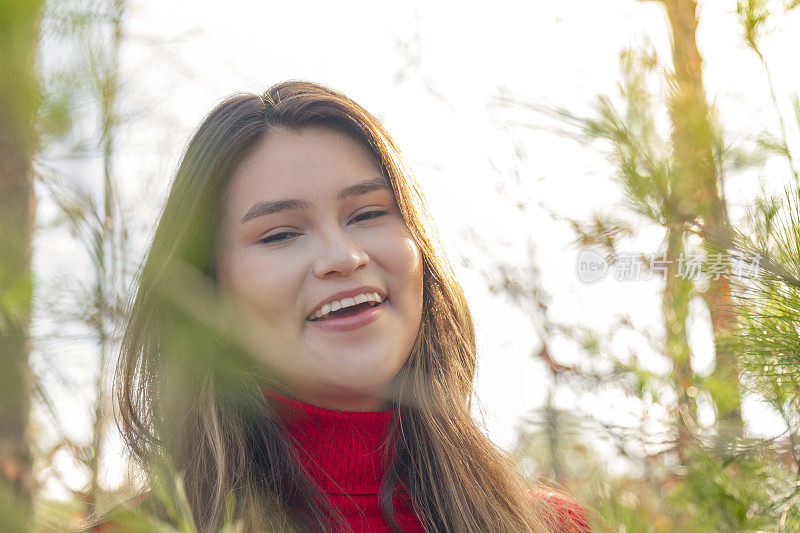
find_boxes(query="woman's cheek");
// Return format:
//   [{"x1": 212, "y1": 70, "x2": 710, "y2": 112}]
[
  {"x1": 395, "y1": 234, "x2": 423, "y2": 278},
  {"x1": 229, "y1": 248, "x2": 291, "y2": 315}
]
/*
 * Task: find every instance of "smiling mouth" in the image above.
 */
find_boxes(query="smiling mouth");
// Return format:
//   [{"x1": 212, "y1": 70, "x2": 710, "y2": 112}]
[{"x1": 307, "y1": 297, "x2": 387, "y2": 322}]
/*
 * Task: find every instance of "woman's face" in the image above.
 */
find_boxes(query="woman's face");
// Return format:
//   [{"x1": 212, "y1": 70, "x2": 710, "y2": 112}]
[{"x1": 216, "y1": 125, "x2": 424, "y2": 411}]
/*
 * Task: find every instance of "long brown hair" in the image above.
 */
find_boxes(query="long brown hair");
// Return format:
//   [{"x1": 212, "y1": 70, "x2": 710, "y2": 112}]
[{"x1": 115, "y1": 80, "x2": 575, "y2": 532}]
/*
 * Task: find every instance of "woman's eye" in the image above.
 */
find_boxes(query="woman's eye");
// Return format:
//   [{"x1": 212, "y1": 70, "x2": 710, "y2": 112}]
[
  {"x1": 258, "y1": 231, "x2": 299, "y2": 245},
  {"x1": 257, "y1": 211, "x2": 387, "y2": 246},
  {"x1": 352, "y1": 210, "x2": 388, "y2": 222}
]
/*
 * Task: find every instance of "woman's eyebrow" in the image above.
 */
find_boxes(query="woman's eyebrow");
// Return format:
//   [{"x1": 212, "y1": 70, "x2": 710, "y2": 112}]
[{"x1": 240, "y1": 176, "x2": 391, "y2": 224}]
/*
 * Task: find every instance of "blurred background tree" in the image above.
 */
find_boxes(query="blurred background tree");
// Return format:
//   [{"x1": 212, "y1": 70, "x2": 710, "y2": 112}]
[
  {"x1": 492, "y1": 0, "x2": 800, "y2": 531},
  {"x1": 30, "y1": 0, "x2": 141, "y2": 526},
  {"x1": 13, "y1": 0, "x2": 139, "y2": 528},
  {"x1": 0, "y1": 1, "x2": 43, "y2": 532}
]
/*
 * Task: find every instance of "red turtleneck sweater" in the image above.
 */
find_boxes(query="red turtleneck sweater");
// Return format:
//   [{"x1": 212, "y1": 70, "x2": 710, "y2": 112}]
[
  {"x1": 262, "y1": 387, "x2": 425, "y2": 532},
  {"x1": 263, "y1": 387, "x2": 591, "y2": 533}
]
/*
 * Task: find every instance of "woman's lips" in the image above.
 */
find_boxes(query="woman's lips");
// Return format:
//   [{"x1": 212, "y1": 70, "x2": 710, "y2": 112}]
[{"x1": 306, "y1": 298, "x2": 387, "y2": 332}]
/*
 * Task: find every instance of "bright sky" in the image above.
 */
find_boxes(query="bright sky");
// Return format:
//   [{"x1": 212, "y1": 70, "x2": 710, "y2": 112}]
[{"x1": 31, "y1": 0, "x2": 800, "y2": 499}]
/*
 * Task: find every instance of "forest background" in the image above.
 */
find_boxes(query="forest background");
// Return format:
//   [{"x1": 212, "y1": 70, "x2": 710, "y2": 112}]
[{"x1": 3, "y1": 0, "x2": 800, "y2": 531}]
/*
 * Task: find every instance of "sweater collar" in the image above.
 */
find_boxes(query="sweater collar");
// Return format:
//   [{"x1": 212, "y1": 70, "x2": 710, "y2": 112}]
[{"x1": 261, "y1": 387, "x2": 397, "y2": 495}]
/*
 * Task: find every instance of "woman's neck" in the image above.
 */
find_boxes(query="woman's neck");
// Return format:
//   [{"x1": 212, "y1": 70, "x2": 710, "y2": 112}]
[{"x1": 266, "y1": 383, "x2": 393, "y2": 412}]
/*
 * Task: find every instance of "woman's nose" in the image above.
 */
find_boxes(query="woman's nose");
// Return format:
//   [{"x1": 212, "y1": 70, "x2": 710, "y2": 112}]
[{"x1": 312, "y1": 227, "x2": 370, "y2": 278}]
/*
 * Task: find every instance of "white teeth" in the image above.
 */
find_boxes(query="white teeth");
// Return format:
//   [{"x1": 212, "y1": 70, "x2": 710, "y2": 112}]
[{"x1": 308, "y1": 292, "x2": 384, "y2": 321}]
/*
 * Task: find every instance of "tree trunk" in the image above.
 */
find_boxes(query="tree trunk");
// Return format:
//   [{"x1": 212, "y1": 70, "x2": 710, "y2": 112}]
[
  {"x1": 664, "y1": 228, "x2": 696, "y2": 464},
  {"x1": 661, "y1": 0, "x2": 742, "y2": 438},
  {"x1": 0, "y1": 1, "x2": 43, "y2": 529}
]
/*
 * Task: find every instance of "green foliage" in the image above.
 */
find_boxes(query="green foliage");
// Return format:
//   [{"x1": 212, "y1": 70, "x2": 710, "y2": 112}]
[
  {"x1": 556, "y1": 44, "x2": 693, "y2": 229},
  {"x1": 736, "y1": 0, "x2": 800, "y2": 185},
  {"x1": 576, "y1": 474, "x2": 674, "y2": 533},
  {"x1": 667, "y1": 446, "x2": 799, "y2": 531},
  {"x1": 756, "y1": 131, "x2": 793, "y2": 159},
  {"x1": 724, "y1": 186, "x2": 800, "y2": 430},
  {"x1": 794, "y1": 95, "x2": 800, "y2": 127},
  {"x1": 515, "y1": 396, "x2": 598, "y2": 483},
  {"x1": 737, "y1": 0, "x2": 770, "y2": 53},
  {"x1": 540, "y1": 436, "x2": 800, "y2": 532},
  {"x1": 579, "y1": 330, "x2": 601, "y2": 358}
]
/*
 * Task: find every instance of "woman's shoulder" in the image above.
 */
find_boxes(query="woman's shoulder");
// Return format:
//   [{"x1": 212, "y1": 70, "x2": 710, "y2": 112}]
[{"x1": 527, "y1": 489, "x2": 592, "y2": 533}]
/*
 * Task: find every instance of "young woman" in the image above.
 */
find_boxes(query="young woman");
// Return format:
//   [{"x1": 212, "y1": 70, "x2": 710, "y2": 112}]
[{"x1": 113, "y1": 80, "x2": 590, "y2": 532}]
